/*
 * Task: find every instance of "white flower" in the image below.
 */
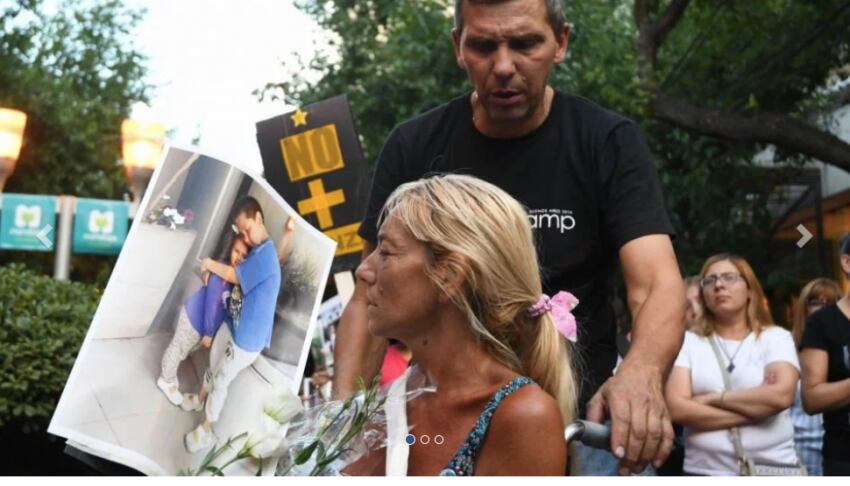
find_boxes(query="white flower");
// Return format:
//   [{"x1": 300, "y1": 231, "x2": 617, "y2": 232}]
[
  {"x1": 244, "y1": 414, "x2": 287, "y2": 459},
  {"x1": 243, "y1": 387, "x2": 303, "y2": 459},
  {"x1": 263, "y1": 386, "x2": 303, "y2": 425}
]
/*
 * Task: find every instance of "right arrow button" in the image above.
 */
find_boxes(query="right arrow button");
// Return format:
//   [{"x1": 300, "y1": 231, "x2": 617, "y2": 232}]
[{"x1": 796, "y1": 224, "x2": 813, "y2": 248}]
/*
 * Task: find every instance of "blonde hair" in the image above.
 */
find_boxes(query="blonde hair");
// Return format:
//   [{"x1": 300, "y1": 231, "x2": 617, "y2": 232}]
[
  {"x1": 380, "y1": 174, "x2": 576, "y2": 423},
  {"x1": 695, "y1": 253, "x2": 774, "y2": 337},
  {"x1": 791, "y1": 278, "x2": 841, "y2": 347}
]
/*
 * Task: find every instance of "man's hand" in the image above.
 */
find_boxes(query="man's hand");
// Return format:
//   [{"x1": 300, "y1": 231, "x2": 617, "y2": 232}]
[
  {"x1": 603, "y1": 234, "x2": 683, "y2": 474},
  {"x1": 201, "y1": 336, "x2": 212, "y2": 348},
  {"x1": 586, "y1": 361, "x2": 674, "y2": 475}
]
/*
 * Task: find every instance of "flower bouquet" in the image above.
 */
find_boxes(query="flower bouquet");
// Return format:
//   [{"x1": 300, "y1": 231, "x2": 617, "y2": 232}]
[
  {"x1": 145, "y1": 195, "x2": 195, "y2": 230},
  {"x1": 184, "y1": 371, "x2": 434, "y2": 476}
]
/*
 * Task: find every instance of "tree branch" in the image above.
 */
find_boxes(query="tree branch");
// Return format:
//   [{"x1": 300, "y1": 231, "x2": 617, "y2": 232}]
[
  {"x1": 650, "y1": 92, "x2": 850, "y2": 171},
  {"x1": 634, "y1": 0, "x2": 691, "y2": 91},
  {"x1": 662, "y1": 0, "x2": 730, "y2": 89},
  {"x1": 633, "y1": 0, "x2": 850, "y2": 170},
  {"x1": 655, "y1": 0, "x2": 691, "y2": 46}
]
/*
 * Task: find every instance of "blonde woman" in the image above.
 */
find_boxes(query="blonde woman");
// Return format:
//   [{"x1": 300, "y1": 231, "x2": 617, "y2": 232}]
[
  {"x1": 789, "y1": 278, "x2": 840, "y2": 475},
  {"x1": 354, "y1": 174, "x2": 577, "y2": 476},
  {"x1": 665, "y1": 254, "x2": 801, "y2": 475}
]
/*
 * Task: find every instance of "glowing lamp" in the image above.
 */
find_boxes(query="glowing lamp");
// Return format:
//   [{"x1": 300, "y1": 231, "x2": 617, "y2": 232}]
[
  {"x1": 121, "y1": 118, "x2": 165, "y2": 170},
  {"x1": 121, "y1": 118, "x2": 165, "y2": 204},
  {"x1": 0, "y1": 107, "x2": 27, "y2": 193}
]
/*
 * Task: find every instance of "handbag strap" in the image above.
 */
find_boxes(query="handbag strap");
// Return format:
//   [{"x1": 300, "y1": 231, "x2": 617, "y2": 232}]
[{"x1": 707, "y1": 335, "x2": 754, "y2": 476}]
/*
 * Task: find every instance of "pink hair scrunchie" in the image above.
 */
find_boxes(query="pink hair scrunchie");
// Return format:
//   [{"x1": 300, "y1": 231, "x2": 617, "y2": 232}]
[{"x1": 528, "y1": 291, "x2": 579, "y2": 342}]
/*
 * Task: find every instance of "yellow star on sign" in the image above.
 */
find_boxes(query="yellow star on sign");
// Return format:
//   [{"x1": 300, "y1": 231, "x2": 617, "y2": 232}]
[{"x1": 290, "y1": 107, "x2": 308, "y2": 128}]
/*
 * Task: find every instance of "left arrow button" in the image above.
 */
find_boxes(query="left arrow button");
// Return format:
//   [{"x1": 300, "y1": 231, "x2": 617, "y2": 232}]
[{"x1": 37, "y1": 224, "x2": 53, "y2": 248}]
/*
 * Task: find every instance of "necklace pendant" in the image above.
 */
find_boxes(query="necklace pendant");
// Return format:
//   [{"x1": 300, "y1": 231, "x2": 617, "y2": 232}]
[{"x1": 727, "y1": 363, "x2": 735, "y2": 373}]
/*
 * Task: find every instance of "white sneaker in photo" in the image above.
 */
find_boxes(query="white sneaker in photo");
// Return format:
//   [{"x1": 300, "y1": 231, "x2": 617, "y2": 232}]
[
  {"x1": 180, "y1": 393, "x2": 203, "y2": 412},
  {"x1": 185, "y1": 424, "x2": 215, "y2": 453},
  {"x1": 156, "y1": 376, "x2": 183, "y2": 406}
]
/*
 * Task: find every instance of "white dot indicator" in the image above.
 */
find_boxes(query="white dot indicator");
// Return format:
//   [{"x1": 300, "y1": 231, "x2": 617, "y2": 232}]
[
  {"x1": 420, "y1": 434, "x2": 431, "y2": 445},
  {"x1": 434, "y1": 434, "x2": 445, "y2": 445}
]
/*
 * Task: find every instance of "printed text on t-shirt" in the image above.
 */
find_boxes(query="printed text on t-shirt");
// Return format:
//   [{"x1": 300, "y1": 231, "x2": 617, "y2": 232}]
[{"x1": 528, "y1": 209, "x2": 576, "y2": 233}]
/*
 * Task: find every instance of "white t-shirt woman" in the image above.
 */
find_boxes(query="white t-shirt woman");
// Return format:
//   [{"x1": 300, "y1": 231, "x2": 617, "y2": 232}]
[{"x1": 674, "y1": 327, "x2": 800, "y2": 475}]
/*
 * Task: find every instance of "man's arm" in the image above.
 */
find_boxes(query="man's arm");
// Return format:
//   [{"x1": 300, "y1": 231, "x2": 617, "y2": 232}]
[
  {"x1": 332, "y1": 242, "x2": 388, "y2": 399},
  {"x1": 801, "y1": 348, "x2": 850, "y2": 413},
  {"x1": 201, "y1": 258, "x2": 238, "y2": 284},
  {"x1": 277, "y1": 216, "x2": 296, "y2": 263},
  {"x1": 587, "y1": 234, "x2": 684, "y2": 474}
]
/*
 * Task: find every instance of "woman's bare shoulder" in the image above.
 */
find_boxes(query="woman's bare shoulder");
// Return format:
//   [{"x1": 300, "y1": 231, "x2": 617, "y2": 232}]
[{"x1": 475, "y1": 382, "x2": 567, "y2": 476}]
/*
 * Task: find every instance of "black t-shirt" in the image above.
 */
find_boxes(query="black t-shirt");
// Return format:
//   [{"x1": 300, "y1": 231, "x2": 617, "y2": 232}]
[
  {"x1": 800, "y1": 303, "x2": 850, "y2": 459},
  {"x1": 359, "y1": 91, "x2": 675, "y2": 409}
]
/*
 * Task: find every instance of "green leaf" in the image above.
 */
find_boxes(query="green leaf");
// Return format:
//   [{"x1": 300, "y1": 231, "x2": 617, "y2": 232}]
[
  {"x1": 294, "y1": 440, "x2": 320, "y2": 465},
  {"x1": 203, "y1": 466, "x2": 224, "y2": 476}
]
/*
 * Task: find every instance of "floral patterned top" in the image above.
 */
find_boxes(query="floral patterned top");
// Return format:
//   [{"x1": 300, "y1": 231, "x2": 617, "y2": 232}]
[{"x1": 438, "y1": 376, "x2": 535, "y2": 476}]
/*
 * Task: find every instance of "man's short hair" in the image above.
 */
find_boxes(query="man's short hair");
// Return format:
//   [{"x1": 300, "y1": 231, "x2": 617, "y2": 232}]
[
  {"x1": 234, "y1": 195, "x2": 264, "y2": 222},
  {"x1": 453, "y1": 0, "x2": 566, "y2": 39}
]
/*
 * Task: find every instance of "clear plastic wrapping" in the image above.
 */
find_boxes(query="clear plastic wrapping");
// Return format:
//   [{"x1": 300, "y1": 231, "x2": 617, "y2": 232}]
[{"x1": 277, "y1": 366, "x2": 434, "y2": 476}]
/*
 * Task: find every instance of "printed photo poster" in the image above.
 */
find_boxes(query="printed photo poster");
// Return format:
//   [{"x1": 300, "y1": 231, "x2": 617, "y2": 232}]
[{"x1": 48, "y1": 147, "x2": 336, "y2": 475}]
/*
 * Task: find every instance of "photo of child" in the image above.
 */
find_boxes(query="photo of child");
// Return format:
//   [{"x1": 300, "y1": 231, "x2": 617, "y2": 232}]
[
  {"x1": 184, "y1": 197, "x2": 290, "y2": 452},
  {"x1": 156, "y1": 232, "x2": 249, "y2": 407}
]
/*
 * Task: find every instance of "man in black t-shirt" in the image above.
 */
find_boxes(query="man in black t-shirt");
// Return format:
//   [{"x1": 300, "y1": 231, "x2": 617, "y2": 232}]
[
  {"x1": 801, "y1": 235, "x2": 850, "y2": 475},
  {"x1": 334, "y1": 0, "x2": 685, "y2": 475}
]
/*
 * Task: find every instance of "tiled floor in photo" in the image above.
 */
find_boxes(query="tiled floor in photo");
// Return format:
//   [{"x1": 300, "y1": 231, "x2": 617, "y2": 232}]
[{"x1": 54, "y1": 330, "x2": 294, "y2": 474}]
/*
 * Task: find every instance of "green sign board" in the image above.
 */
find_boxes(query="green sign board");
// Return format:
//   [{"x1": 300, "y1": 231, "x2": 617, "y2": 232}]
[
  {"x1": 72, "y1": 198, "x2": 129, "y2": 255},
  {"x1": 0, "y1": 194, "x2": 57, "y2": 251}
]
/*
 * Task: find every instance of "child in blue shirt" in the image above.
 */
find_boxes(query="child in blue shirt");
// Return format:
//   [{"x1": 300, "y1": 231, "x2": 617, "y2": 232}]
[
  {"x1": 184, "y1": 196, "x2": 294, "y2": 452},
  {"x1": 157, "y1": 234, "x2": 249, "y2": 406}
]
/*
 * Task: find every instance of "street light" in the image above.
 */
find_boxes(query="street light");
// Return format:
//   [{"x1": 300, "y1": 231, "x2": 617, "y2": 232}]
[
  {"x1": 121, "y1": 118, "x2": 165, "y2": 206},
  {"x1": 0, "y1": 107, "x2": 27, "y2": 193}
]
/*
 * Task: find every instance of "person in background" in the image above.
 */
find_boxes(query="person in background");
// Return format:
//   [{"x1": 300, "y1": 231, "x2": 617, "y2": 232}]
[
  {"x1": 800, "y1": 235, "x2": 850, "y2": 475},
  {"x1": 684, "y1": 276, "x2": 703, "y2": 332},
  {"x1": 789, "y1": 278, "x2": 841, "y2": 475},
  {"x1": 380, "y1": 340, "x2": 412, "y2": 388},
  {"x1": 665, "y1": 253, "x2": 801, "y2": 475}
]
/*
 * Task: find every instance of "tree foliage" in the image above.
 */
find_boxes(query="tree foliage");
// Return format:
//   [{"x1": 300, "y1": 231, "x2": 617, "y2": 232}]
[
  {"x1": 1, "y1": 0, "x2": 150, "y2": 283},
  {"x1": 1, "y1": 0, "x2": 149, "y2": 198},
  {"x1": 259, "y1": 0, "x2": 467, "y2": 162},
  {"x1": 632, "y1": 0, "x2": 850, "y2": 169}
]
